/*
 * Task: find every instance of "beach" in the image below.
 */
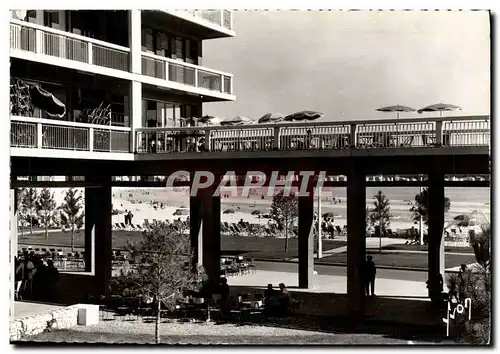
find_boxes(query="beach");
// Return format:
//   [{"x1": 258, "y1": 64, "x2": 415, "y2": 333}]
[{"x1": 104, "y1": 186, "x2": 490, "y2": 232}]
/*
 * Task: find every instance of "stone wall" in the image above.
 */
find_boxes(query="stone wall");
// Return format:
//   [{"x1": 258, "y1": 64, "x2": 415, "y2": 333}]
[{"x1": 10, "y1": 304, "x2": 91, "y2": 341}]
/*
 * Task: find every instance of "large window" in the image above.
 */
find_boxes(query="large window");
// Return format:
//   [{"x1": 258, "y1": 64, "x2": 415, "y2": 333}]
[
  {"x1": 142, "y1": 99, "x2": 195, "y2": 128},
  {"x1": 43, "y1": 11, "x2": 61, "y2": 30},
  {"x1": 141, "y1": 27, "x2": 199, "y2": 64}
]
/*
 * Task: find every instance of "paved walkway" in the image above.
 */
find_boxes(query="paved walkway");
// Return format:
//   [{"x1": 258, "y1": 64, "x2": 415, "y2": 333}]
[{"x1": 228, "y1": 270, "x2": 428, "y2": 298}]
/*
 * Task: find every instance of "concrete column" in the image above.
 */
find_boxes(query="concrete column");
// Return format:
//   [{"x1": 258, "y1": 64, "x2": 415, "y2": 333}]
[
  {"x1": 347, "y1": 169, "x2": 366, "y2": 316},
  {"x1": 298, "y1": 181, "x2": 315, "y2": 289},
  {"x1": 189, "y1": 195, "x2": 203, "y2": 267},
  {"x1": 189, "y1": 174, "x2": 221, "y2": 285},
  {"x1": 85, "y1": 178, "x2": 112, "y2": 296},
  {"x1": 128, "y1": 10, "x2": 142, "y2": 75},
  {"x1": 10, "y1": 189, "x2": 18, "y2": 320},
  {"x1": 128, "y1": 10, "x2": 142, "y2": 153},
  {"x1": 427, "y1": 172, "x2": 445, "y2": 302}
]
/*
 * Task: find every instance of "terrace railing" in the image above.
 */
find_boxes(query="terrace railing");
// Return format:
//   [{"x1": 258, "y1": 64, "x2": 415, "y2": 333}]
[
  {"x1": 141, "y1": 52, "x2": 233, "y2": 95},
  {"x1": 135, "y1": 115, "x2": 490, "y2": 154},
  {"x1": 11, "y1": 116, "x2": 131, "y2": 153},
  {"x1": 10, "y1": 19, "x2": 130, "y2": 72}
]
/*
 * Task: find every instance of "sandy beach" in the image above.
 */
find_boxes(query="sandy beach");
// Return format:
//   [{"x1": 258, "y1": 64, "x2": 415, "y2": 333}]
[{"x1": 48, "y1": 186, "x2": 490, "y2": 233}]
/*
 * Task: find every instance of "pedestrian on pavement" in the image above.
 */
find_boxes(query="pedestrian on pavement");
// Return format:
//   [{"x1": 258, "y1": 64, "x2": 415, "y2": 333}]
[
  {"x1": 127, "y1": 210, "x2": 134, "y2": 226},
  {"x1": 364, "y1": 256, "x2": 377, "y2": 296},
  {"x1": 124, "y1": 210, "x2": 129, "y2": 225}
]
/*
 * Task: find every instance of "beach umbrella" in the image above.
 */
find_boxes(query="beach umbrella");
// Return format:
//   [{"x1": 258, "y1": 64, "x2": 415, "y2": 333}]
[
  {"x1": 223, "y1": 209, "x2": 236, "y2": 214},
  {"x1": 29, "y1": 85, "x2": 66, "y2": 118},
  {"x1": 376, "y1": 105, "x2": 416, "y2": 119},
  {"x1": 284, "y1": 110, "x2": 324, "y2": 122},
  {"x1": 322, "y1": 212, "x2": 334, "y2": 219},
  {"x1": 251, "y1": 210, "x2": 261, "y2": 215},
  {"x1": 258, "y1": 113, "x2": 284, "y2": 124},
  {"x1": 220, "y1": 115, "x2": 254, "y2": 126},
  {"x1": 417, "y1": 103, "x2": 462, "y2": 117},
  {"x1": 198, "y1": 115, "x2": 222, "y2": 125}
]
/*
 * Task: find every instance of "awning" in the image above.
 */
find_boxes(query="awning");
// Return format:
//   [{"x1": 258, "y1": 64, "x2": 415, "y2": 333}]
[{"x1": 29, "y1": 85, "x2": 66, "y2": 118}]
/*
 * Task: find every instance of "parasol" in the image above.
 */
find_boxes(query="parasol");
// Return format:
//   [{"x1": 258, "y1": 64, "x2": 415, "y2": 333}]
[
  {"x1": 376, "y1": 105, "x2": 416, "y2": 119},
  {"x1": 417, "y1": 103, "x2": 462, "y2": 117}
]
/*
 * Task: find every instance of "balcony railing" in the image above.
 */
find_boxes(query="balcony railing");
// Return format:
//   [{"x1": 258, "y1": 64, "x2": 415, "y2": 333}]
[
  {"x1": 10, "y1": 20, "x2": 130, "y2": 72},
  {"x1": 141, "y1": 52, "x2": 233, "y2": 95},
  {"x1": 135, "y1": 116, "x2": 490, "y2": 154},
  {"x1": 11, "y1": 116, "x2": 131, "y2": 153},
  {"x1": 183, "y1": 10, "x2": 233, "y2": 30}
]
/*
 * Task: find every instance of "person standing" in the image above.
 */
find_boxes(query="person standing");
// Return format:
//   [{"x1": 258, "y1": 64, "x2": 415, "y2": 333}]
[
  {"x1": 124, "y1": 210, "x2": 129, "y2": 225},
  {"x1": 364, "y1": 256, "x2": 377, "y2": 296},
  {"x1": 127, "y1": 210, "x2": 134, "y2": 226}
]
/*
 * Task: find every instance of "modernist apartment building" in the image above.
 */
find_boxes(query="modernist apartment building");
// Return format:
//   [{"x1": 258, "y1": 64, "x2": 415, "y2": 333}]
[{"x1": 10, "y1": 9, "x2": 235, "y2": 162}]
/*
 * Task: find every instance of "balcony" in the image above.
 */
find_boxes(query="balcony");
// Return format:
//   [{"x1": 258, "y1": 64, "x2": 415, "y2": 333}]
[
  {"x1": 10, "y1": 19, "x2": 130, "y2": 76},
  {"x1": 11, "y1": 116, "x2": 132, "y2": 160},
  {"x1": 134, "y1": 115, "x2": 490, "y2": 157},
  {"x1": 160, "y1": 10, "x2": 235, "y2": 39},
  {"x1": 141, "y1": 52, "x2": 234, "y2": 100}
]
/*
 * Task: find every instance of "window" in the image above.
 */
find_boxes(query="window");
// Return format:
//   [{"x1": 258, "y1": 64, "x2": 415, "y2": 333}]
[
  {"x1": 155, "y1": 31, "x2": 169, "y2": 57},
  {"x1": 26, "y1": 10, "x2": 37, "y2": 23},
  {"x1": 43, "y1": 11, "x2": 60, "y2": 29},
  {"x1": 166, "y1": 104, "x2": 175, "y2": 127},
  {"x1": 141, "y1": 28, "x2": 154, "y2": 53},
  {"x1": 185, "y1": 40, "x2": 198, "y2": 64},
  {"x1": 173, "y1": 37, "x2": 184, "y2": 61}
]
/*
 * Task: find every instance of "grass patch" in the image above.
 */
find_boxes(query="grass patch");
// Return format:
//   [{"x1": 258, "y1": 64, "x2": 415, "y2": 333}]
[
  {"x1": 382, "y1": 244, "x2": 474, "y2": 254},
  {"x1": 320, "y1": 251, "x2": 476, "y2": 269},
  {"x1": 18, "y1": 231, "x2": 346, "y2": 260}
]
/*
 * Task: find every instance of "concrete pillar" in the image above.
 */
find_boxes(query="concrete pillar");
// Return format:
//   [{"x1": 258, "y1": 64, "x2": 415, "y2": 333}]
[
  {"x1": 298, "y1": 186, "x2": 315, "y2": 289},
  {"x1": 10, "y1": 189, "x2": 18, "y2": 320},
  {"x1": 189, "y1": 174, "x2": 221, "y2": 285},
  {"x1": 427, "y1": 172, "x2": 445, "y2": 302},
  {"x1": 128, "y1": 10, "x2": 142, "y2": 153},
  {"x1": 346, "y1": 169, "x2": 366, "y2": 316},
  {"x1": 85, "y1": 178, "x2": 112, "y2": 296}
]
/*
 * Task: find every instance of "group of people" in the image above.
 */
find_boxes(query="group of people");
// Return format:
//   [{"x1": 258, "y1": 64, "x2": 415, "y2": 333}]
[
  {"x1": 264, "y1": 283, "x2": 293, "y2": 316},
  {"x1": 123, "y1": 210, "x2": 134, "y2": 225},
  {"x1": 15, "y1": 251, "x2": 59, "y2": 303}
]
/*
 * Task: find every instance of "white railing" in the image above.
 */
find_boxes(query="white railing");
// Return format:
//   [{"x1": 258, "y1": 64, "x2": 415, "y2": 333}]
[
  {"x1": 135, "y1": 115, "x2": 490, "y2": 154},
  {"x1": 183, "y1": 10, "x2": 233, "y2": 30},
  {"x1": 10, "y1": 20, "x2": 130, "y2": 72},
  {"x1": 10, "y1": 116, "x2": 131, "y2": 153},
  {"x1": 141, "y1": 52, "x2": 233, "y2": 95}
]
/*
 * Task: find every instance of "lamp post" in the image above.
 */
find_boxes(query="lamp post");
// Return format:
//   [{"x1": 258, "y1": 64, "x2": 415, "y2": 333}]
[{"x1": 317, "y1": 185, "x2": 322, "y2": 259}]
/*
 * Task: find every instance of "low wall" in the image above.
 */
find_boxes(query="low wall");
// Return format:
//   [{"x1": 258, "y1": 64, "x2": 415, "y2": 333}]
[{"x1": 10, "y1": 303, "x2": 98, "y2": 341}]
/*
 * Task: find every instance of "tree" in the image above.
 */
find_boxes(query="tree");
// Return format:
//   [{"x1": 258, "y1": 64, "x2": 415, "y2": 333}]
[
  {"x1": 446, "y1": 225, "x2": 491, "y2": 344},
  {"x1": 410, "y1": 187, "x2": 451, "y2": 227},
  {"x1": 16, "y1": 188, "x2": 27, "y2": 238},
  {"x1": 21, "y1": 188, "x2": 39, "y2": 235},
  {"x1": 116, "y1": 221, "x2": 206, "y2": 344},
  {"x1": 36, "y1": 188, "x2": 57, "y2": 239},
  {"x1": 270, "y1": 190, "x2": 298, "y2": 252},
  {"x1": 59, "y1": 188, "x2": 85, "y2": 252},
  {"x1": 368, "y1": 191, "x2": 392, "y2": 252}
]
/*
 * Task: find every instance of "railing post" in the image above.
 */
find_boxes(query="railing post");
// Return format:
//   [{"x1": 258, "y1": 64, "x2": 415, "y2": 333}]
[
  {"x1": 194, "y1": 68, "x2": 198, "y2": 87},
  {"x1": 350, "y1": 123, "x2": 358, "y2": 148},
  {"x1": 36, "y1": 122, "x2": 43, "y2": 148},
  {"x1": 220, "y1": 74, "x2": 224, "y2": 93},
  {"x1": 273, "y1": 126, "x2": 280, "y2": 150},
  {"x1": 88, "y1": 43, "x2": 93, "y2": 65},
  {"x1": 35, "y1": 29, "x2": 43, "y2": 54},
  {"x1": 435, "y1": 120, "x2": 443, "y2": 146},
  {"x1": 205, "y1": 130, "x2": 211, "y2": 151},
  {"x1": 165, "y1": 61, "x2": 169, "y2": 81},
  {"x1": 220, "y1": 10, "x2": 224, "y2": 27},
  {"x1": 229, "y1": 77, "x2": 233, "y2": 95},
  {"x1": 89, "y1": 127, "x2": 94, "y2": 152},
  {"x1": 136, "y1": 131, "x2": 141, "y2": 153}
]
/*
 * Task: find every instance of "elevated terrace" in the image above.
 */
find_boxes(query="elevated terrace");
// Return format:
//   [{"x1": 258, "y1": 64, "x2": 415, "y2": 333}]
[{"x1": 10, "y1": 115, "x2": 490, "y2": 163}]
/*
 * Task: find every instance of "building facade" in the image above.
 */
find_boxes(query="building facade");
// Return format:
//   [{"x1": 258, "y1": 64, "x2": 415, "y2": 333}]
[{"x1": 10, "y1": 9, "x2": 235, "y2": 161}]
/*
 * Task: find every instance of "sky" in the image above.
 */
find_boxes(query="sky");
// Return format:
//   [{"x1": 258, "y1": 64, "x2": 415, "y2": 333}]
[{"x1": 202, "y1": 10, "x2": 490, "y2": 121}]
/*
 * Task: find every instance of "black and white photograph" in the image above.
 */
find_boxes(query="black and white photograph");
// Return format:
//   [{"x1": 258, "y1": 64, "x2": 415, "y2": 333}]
[{"x1": 6, "y1": 5, "x2": 492, "y2": 346}]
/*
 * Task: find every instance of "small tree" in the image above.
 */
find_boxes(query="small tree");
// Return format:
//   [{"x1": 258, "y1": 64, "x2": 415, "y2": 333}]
[
  {"x1": 117, "y1": 221, "x2": 206, "y2": 344},
  {"x1": 59, "y1": 188, "x2": 85, "y2": 252},
  {"x1": 368, "y1": 191, "x2": 392, "y2": 252},
  {"x1": 410, "y1": 187, "x2": 451, "y2": 227},
  {"x1": 270, "y1": 190, "x2": 298, "y2": 252},
  {"x1": 446, "y1": 225, "x2": 491, "y2": 344},
  {"x1": 36, "y1": 188, "x2": 57, "y2": 239},
  {"x1": 21, "y1": 188, "x2": 39, "y2": 235},
  {"x1": 16, "y1": 188, "x2": 27, "y2": 238}
]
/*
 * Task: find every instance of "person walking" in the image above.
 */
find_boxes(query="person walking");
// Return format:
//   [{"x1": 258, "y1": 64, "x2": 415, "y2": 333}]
[
  {"x1": 127, "y1": 210, "x2": 134, "y2": 226},
  {"x1": 364, "y1": 256, "x2": 377, "y2": 296},
  {"x1": 124, "y1": 210, "x2": 129, "y2": 226}
]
